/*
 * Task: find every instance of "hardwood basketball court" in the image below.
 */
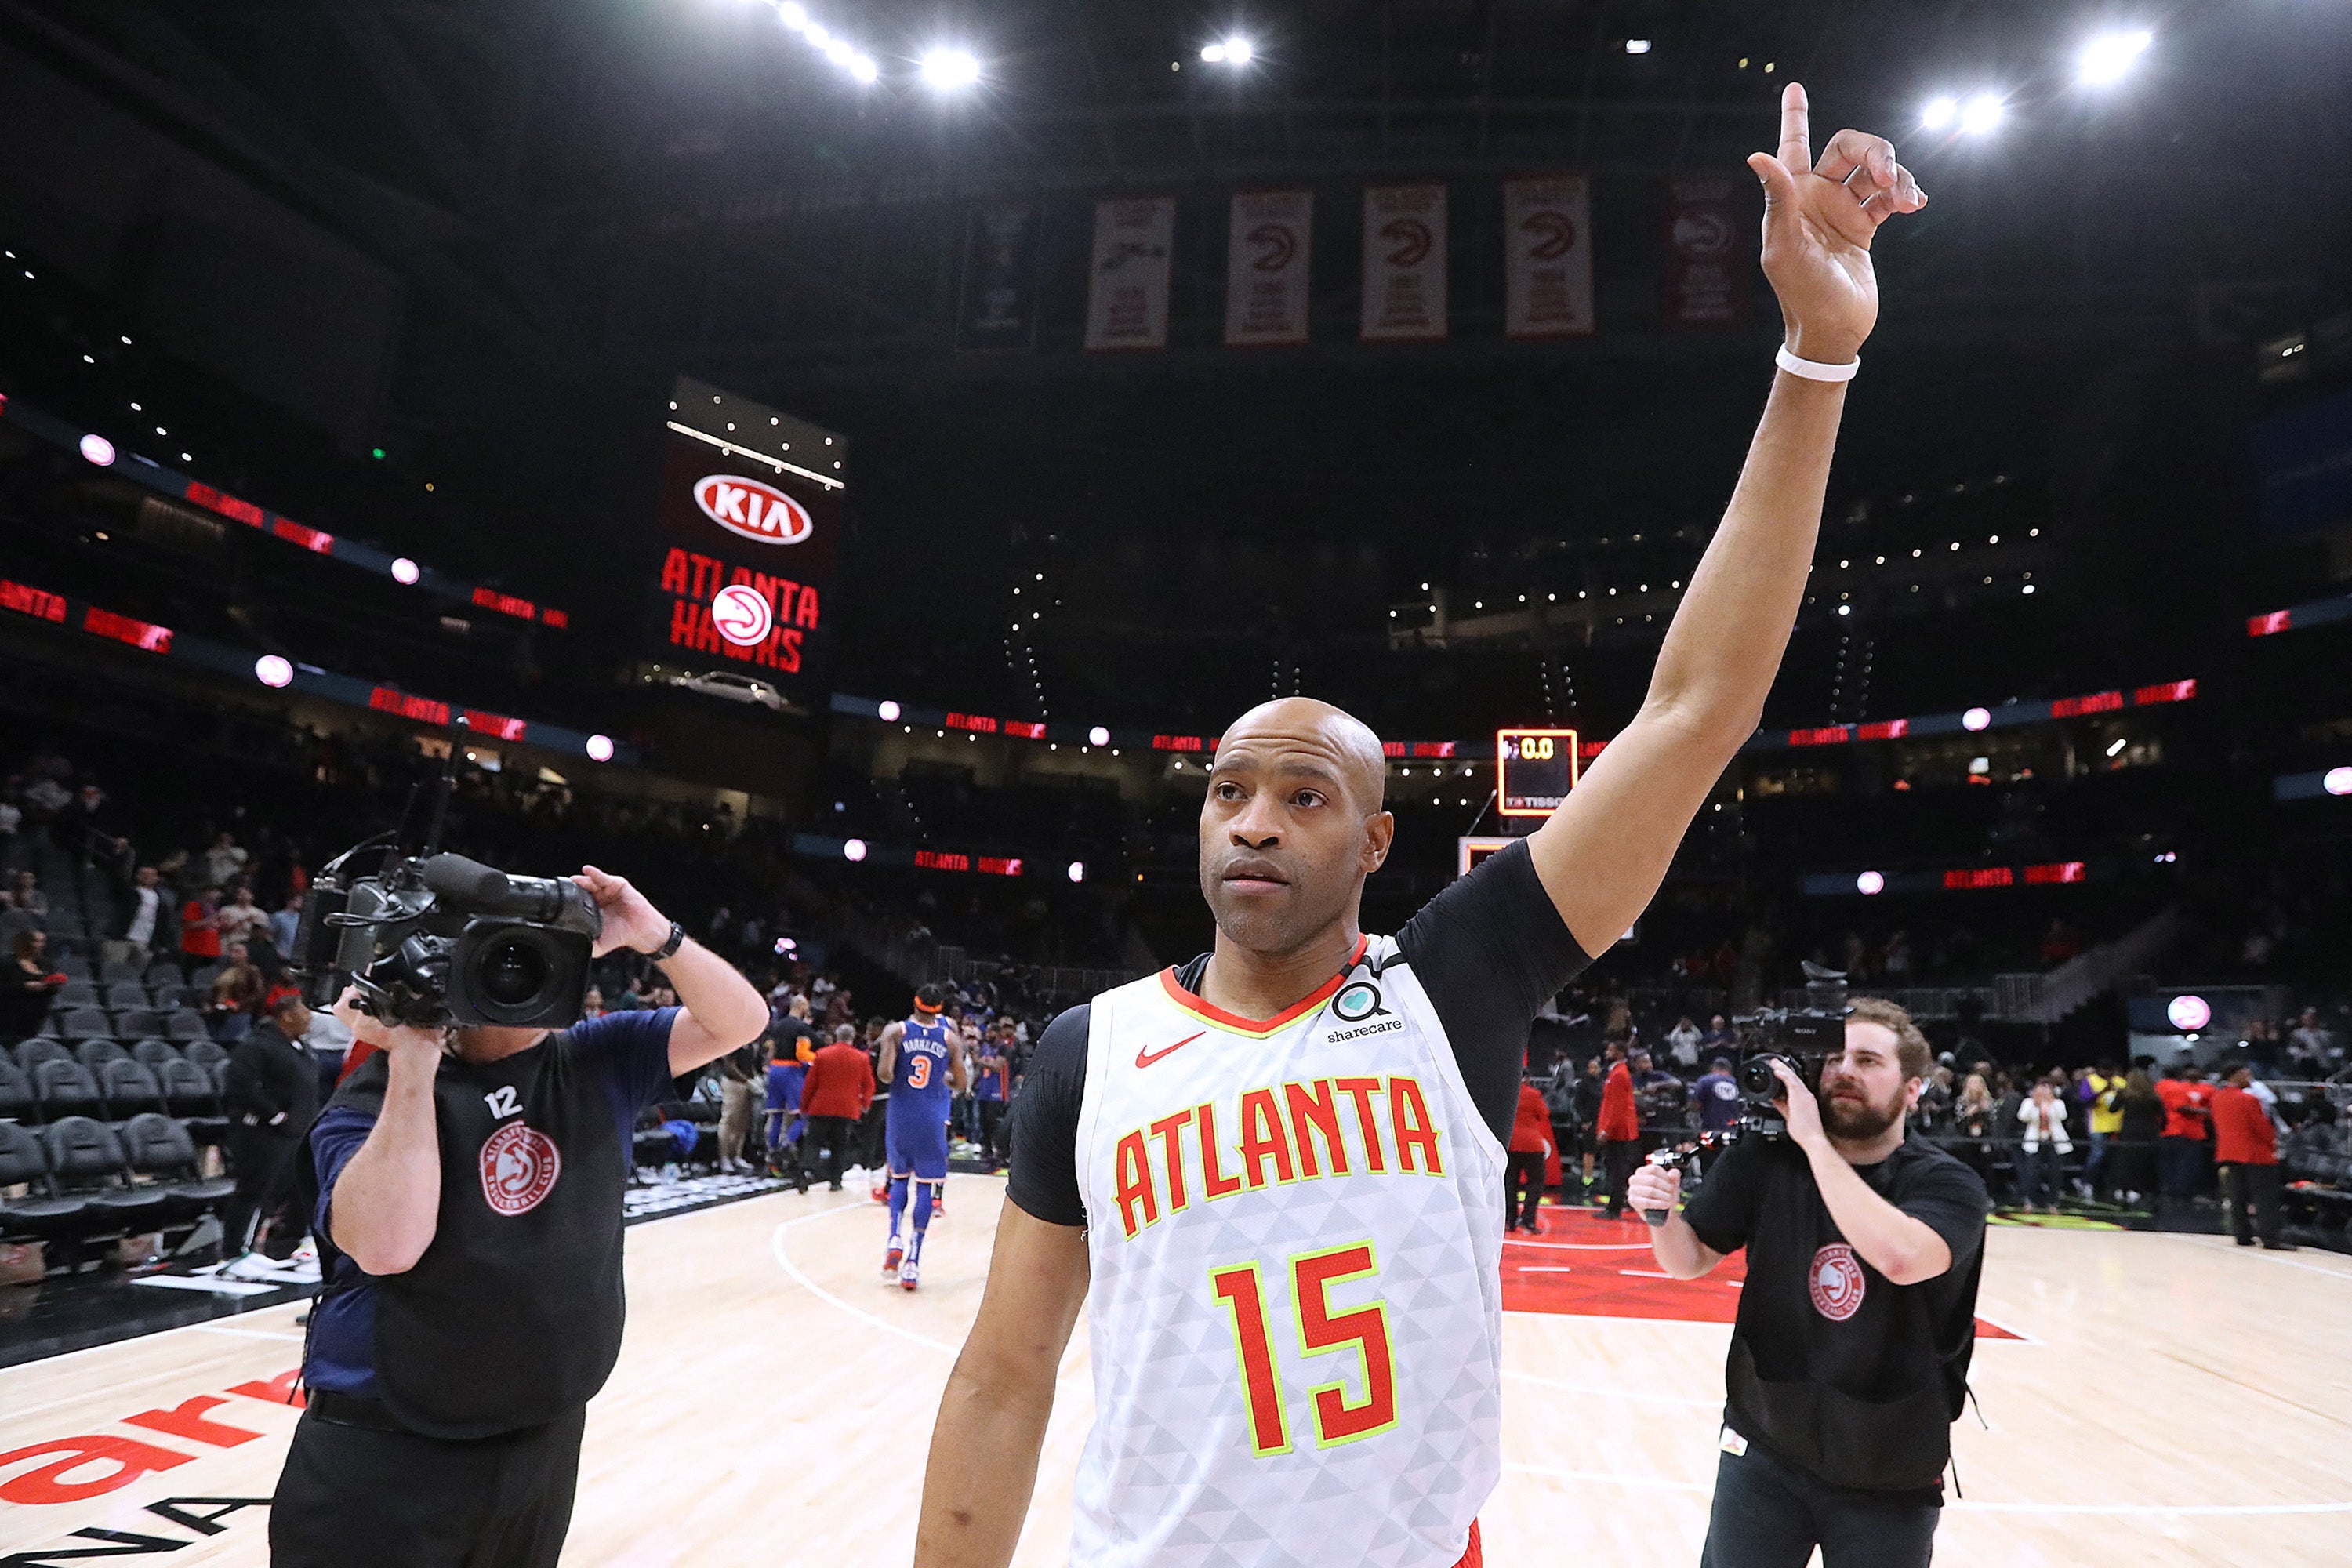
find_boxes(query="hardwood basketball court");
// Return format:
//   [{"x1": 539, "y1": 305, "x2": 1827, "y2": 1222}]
[{"x1": 4, "y1": 1177, "x2": 2346, "y2": 1564}]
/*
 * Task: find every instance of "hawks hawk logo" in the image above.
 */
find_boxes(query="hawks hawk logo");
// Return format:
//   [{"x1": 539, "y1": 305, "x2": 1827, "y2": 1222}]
[
  {"x1": 1380, "y1": 216, "x2": 1433, "y2": 267},
  {"x1": 481, "y1": 1122, "x2": 561, "y2": 1216},
  {"x1": 1809, "y1": 1243, "x2": 1866, "y2": 1321}
]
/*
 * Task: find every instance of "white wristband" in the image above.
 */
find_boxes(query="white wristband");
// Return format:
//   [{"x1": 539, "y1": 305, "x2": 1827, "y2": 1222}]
[{"x1": 1775, "y1": 344, "x2": 1859, "y2": 382}]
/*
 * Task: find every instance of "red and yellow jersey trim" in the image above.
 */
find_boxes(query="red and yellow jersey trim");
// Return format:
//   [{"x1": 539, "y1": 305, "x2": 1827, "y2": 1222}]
[{"x1": 1156, "y1": 935, "x2": 1371, "y2": 1040}]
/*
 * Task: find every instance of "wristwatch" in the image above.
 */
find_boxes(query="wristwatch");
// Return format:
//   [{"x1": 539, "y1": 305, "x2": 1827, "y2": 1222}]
[{"x1": 648, "y1": 920, "x2": 685, "y2": 961}]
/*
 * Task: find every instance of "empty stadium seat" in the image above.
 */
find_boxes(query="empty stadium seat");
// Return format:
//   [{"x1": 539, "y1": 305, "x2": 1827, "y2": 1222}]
[
  {"x1": 130, "y1": 1039, "x2": 180, "y2": 1070},
  {"x1": 54, "y1": 956, "x2": 92, "y2": 982},
  {"x1": 54, "y1": 980, "x2": 100, "y2": 1010},
  {"x1": 114, "y1": 1007, "x2": 164, "y2": 1038},
  {"x1": 103, "y1": 982, "x2": 151, "y2": 1012},
  {"x1": 42, "y1": 1118, "x2": 169, "y2": 1223},
  {"x1": 183, "y1": 1037, "x2": 229, "y2": 1070},
  {"x1": 0, "y1": 1058, "x2": 33, "y2": 1122},
  {"x1": 56, "y1": 1006, "x2": 112, "y2": 1040},
  {"x1": 31, "y1": 1058, "x2": 103, "y2": 1120},
  {"x1": 13, "y1": 1038, "x2": 69, "y2": 1073},
  {"x1": 99, "y1": 1058, "x2": 166, "y2": 1118},
  {"x1": 143, "y1": 960, "x2": 183, "y2": 988},
  {"x1": 158, "y1": 1058, "x2": 218, "y2": 1116},
  {"x1": 165, "y1": 1010, "x2": 208, "y2": 1041},
  {"x1": 187, "y1": 964, "x2": 223, "y2": 990},
  {"x1": 118, "y1": 1115, "x2": 234, "y2": 1220},
  {"x1": 150, "y1": 985, "x2": 192, "y2": 1011},
  {"x1": 0, "y1": 1123, "x2": 88, "y2": 1246},
  {"x1": 73, "y1": 1039, "x2": 129, "y2": 1073}
]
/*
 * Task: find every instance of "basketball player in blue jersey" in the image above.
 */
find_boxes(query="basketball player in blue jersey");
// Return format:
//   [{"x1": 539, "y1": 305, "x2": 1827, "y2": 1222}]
[{"x1": 878, "y1": 982, "x2": 969, "y2": 1290}]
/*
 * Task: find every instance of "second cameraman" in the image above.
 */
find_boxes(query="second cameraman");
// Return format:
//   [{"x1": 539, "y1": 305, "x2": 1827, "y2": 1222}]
[
  {"x1": 271, "y1": 864, "x2": 768, "y2": 1568},
  {"x1": 1630, "y1": 999, "x2": 1990, "y2": 1568}
]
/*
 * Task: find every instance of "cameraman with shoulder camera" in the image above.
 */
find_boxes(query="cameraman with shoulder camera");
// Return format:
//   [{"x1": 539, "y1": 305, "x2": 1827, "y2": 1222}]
[
  {"x1": 271, "y1": 863, "x2": 768, "y2": 1568},
  {"x1": 1630, "y1": 998, "x2": 1990, "y2": 1568}
]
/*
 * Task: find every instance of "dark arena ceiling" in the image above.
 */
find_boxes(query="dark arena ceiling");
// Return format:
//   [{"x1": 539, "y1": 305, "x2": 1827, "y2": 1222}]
[{"x1": 2, "y1": 2, "x2": 2347, "y2": 733}]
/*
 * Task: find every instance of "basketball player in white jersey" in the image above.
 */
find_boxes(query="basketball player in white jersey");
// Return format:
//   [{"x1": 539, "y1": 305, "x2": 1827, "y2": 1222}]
[{"x1": 915, "y1": 85, "x2": 1926, "y2": 1568}]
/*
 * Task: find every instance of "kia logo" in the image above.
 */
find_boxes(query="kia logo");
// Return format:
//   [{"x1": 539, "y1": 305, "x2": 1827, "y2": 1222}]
[{"x1": 693, "y1": 474, "x2": 813, "y2": 546}]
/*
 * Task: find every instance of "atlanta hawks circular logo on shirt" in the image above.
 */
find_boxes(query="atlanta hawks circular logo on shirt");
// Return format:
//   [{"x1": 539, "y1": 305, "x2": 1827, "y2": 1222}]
[
  {"x1": 1809, "y1": 1243, "x2": 1866, "y2": 1321},
  {"x1": 480, "y1": 1123, "x2": 561, "y2": 1216}
]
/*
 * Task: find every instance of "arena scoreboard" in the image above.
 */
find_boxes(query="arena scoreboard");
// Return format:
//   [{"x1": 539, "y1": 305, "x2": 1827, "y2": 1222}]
[
  {"x1": 1496, "y1": 727, "x2": 1579, "y2": 816},
  {"x1": 644, "y1": 375, "x2": 844, "y2": 698}
]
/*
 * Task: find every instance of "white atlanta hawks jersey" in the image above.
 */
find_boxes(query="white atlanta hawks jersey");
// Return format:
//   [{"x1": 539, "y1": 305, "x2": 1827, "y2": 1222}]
[{"x1": 1069, "y1": 934, "x2": 1504, "y2": 1568}]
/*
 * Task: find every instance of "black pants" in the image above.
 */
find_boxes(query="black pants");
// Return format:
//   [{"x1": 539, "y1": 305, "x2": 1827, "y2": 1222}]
[
  {"x1": 271, "y1": 1401, "x2": 586, "y2": 1568},
  {"x1": 978, "y1": 1098, "x2": 1008, "y2": 1163},
  {"x1": 1700, "y1": 1434, "x2": 1939, "y2": 1568},
  {"x1": 1602, "y1": 1138, "x2": 1642, "y2": 1218},
  {"x1": 803, "y1": 1115, "x2": 858, "y2": 1189},
  {"x1": 221, "y1": 1126, "x2": 301, "y2": 1258},
  {"x1": 1504, "y1": 1151, "x2": 1547, "y2": 1229},
  {"x1": 2220, "y1": 1162, "x2": 2281, "y2": 1244}
]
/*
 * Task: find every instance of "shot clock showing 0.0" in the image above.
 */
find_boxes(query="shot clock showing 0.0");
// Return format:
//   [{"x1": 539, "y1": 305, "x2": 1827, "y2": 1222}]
[{"x1": 1495, "y1": 727, "x2": 1581, "y2": 816}]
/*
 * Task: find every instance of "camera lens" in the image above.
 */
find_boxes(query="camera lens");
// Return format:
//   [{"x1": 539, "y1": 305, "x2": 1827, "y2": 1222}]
[{"x1": 478, "y1": 936, "x2": 550, "y2": 1008}]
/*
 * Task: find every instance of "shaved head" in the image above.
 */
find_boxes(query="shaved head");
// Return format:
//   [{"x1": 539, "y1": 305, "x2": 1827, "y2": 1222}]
[
  {"x1": 1198, "y1": 697, "x2": 1395, "y2": 959},
  {"x1": 1217, "y1": 698, "x2": 1388, "y2": 816}
]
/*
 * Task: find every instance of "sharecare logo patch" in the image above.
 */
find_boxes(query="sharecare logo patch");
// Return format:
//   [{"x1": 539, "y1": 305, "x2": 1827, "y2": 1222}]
[
  {"x1": 693, "y1": 474, "x2": 813, "y2": 546},
  {"x1": 481, "y1": 1122, "x2": 561, "y2": 1216},
  {"x1": 1809, "y1": 1242, "x2": 1866, "y2": 1321}
]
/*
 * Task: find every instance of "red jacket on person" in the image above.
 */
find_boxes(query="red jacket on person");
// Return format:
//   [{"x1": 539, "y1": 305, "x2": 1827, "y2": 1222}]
[
  {"x1": 1510, "y1": 1083, "x2": 1553, "y2": 1154},
  {"x1": 1597, "y1": 1061, "x2": 1639, "y2": 1142},
  {"x1": 2210, "y1": 1085, "x2": 2276, "y2": 1167},
  {"x1": 800, "y1": 1041, "x2": 875, "y2": 1120}
]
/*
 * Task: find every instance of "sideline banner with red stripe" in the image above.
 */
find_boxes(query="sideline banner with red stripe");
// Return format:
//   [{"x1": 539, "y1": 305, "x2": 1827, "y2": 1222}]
[
  {"x1": 1224, "y1": 189, "x2": 1314, "y2": 346},
  {"x1": 1083, "y1": 197, "x2": 1177, "y2": 352},
  {"x1": 1360, "y1": 183, "x2": 1449, "y2": 342},
  {"x1": 1503, "y1": 176, "x2": 1595, "y2": 339}
]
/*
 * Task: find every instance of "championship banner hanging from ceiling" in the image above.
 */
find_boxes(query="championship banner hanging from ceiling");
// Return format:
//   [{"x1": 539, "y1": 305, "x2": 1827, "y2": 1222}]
[
  {"x1": 1664, "y1": 176, "x2": 1749, "y2": 328},
  {"x1": 1224, "y1": 189, "x2": 1314, "y2": 347},
  {"x1": 1503, "y1": 176, "x2": 1596, "y2": 339},
  {"x1": 645, "y1": 376, "x2": 844, "y2": 696},
  {"x1": 1360, "y1": 183, "x2": 1449, "y2": 342},
  {"x1": 1083, "y1": 197, "x2": 1176, "y2": 351},
  {"x1": 956, "y1": 202, "x2": 1044, "y2": 351}
]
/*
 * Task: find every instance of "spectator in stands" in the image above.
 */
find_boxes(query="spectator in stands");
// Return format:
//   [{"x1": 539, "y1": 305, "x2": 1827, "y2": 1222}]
[
  {"x1": 2288, "y1": 1008, "x2": 2336, "y2": 1072},
  {"x1": 2212, "y1": 1062, "x2": 2292, "y2": 1250},
  {"x1": 108, "y1": 863, "x2": 171, "y2": 973},
  {"x1": 0, "y1": 890, "x2": 34, "y2": 953},
  {"x1": 216, "y1": 884, "x2": 270, "y2": 951},
  {"x1": 2108, "y1": 1068, "x2": 2162, "y2": 1206},
  {"x1": 3, "y1": 929, "x2": 65, "y2": 1040},
  {"x1": 715, "y1": 1043, "x2": 763, "y2": 1174},
  {"x1": 1632, "y1": 1047, "x2": 1686, "y2": 1133},
  {"x1": 203, "y1": 830, "x2": 249, "y2": 890},
  {"x1": 269, "y1": 891, "x2": 304, "y2": 959},
  {"x1": 2016, "y1": 1080, "x2": 2071, "y2": 1214},
  {"x1": 209, "y1": 939, "x2": 265, "y2": 1041},
  {"x1": 1701, "y1": 1014, "x2": 1735, "y2": 1056},
  {"x1": 800, "y1": 1022, "x2": 875, "y2": 1191},
  {"x1": 582, "y1": 986, "x2": 607, "y2": 1020},
  {"x1": 221, "y1": 993, "x2": 322, "y2": 1272},
  {"x1": 1665, "y1": 1016, "x2": 1703, "y2": 1074},
  {"x1": 181, "y1": 888, "x2": 223, "y2": 966},
  {"x1": 2155, "y1": 1062, "x2": 2213, "y2": 1210},
  {"x1": 10, "y1": 869, "x2": 46, "y2": 922},
  {"x1": 1882, "y1": 928, "x2": 1913, "y2": 977},
  {"x1": 974, "y1": 1027, "x2": 1011, "y2": 1170}
]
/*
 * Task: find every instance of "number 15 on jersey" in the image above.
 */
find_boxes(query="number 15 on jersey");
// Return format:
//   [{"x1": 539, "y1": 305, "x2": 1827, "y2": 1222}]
[{"x1": 1210, "y1": 1240, "x2": 1399, "y2": 1456}]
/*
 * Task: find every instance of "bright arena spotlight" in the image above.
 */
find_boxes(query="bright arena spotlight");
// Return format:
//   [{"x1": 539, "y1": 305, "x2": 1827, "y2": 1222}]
[
  {"x1": 1200, "y1": 37, "x2": 1253, "y2": 64},
  {"x1": 918, "y1": 45, "x2": 981, "y2": 91},
  {"x1": 2078, "y1": 27, "x2": 2153, "y2": 86},
  {"x1": 1921, "y1": 95, "x2": 1958, "y2": 131},
  {"x1": 1958, "y1": 91, "x2": 2005, "y2": 135}
]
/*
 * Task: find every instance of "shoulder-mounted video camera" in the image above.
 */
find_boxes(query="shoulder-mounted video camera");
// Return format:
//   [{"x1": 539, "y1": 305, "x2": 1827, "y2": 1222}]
[
  {"x1": 292, "y1": 734, "x2": 600, "y2": 1029},
  {"x1": 1733, "y1": 960, "x2": 1852, "y2": 1139}
]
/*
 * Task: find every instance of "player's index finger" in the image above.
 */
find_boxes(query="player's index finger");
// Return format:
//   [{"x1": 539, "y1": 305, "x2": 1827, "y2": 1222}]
[{"x1": 1777, "y1": 81, "x2": 1811, "y2": 170}]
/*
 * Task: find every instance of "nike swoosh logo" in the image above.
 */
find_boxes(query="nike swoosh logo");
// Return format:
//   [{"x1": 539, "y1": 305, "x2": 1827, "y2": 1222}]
[{"x1": 1135, "y1": 1032, "x2": 1205, "y2": 1069}]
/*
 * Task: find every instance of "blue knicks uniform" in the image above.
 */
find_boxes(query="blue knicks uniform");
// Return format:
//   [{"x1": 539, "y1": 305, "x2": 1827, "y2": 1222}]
[{"x1": 885, "y1": 1017, "x2": 955, "y2": 1181}]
